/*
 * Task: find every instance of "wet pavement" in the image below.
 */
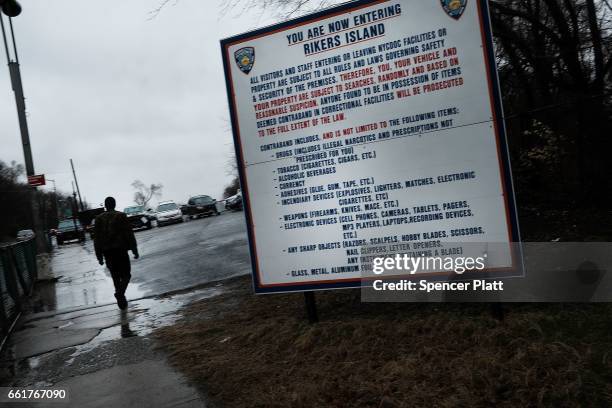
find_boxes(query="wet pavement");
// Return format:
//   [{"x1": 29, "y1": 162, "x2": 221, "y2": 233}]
[
  {"x1": 32, "y1": 210, "x2": 251, "y2": 313},
  {"x1": 0, "y1": 211, "x2": 250, "y2": 407}
]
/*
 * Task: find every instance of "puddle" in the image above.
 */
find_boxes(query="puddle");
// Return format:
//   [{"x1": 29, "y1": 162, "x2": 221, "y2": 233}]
[
  {"x1": 2, "y1": 349, "x2": 54, "y2": 384},
  {"x1": 26, "y1": 356, "x2": 40, "y2": 369},
  {"x1": 64, "y1": 286, "x2": 222, "y2": 364},
  {"x1": 29, "y1": 241, "x2": 149, "y2": 313}
]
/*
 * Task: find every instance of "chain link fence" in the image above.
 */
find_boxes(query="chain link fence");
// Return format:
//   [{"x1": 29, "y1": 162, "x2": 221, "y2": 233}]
[{"x1": 0, "y1": 237, "x2": 37, "y2": 347}]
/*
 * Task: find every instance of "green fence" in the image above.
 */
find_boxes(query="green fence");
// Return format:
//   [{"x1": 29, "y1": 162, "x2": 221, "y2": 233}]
[{"x1": 0, "y1": 238, "x2": 37, "y2": 346}]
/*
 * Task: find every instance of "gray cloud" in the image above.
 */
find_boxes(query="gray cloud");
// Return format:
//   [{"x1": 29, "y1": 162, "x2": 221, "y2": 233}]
[{"x1": 0, "y1": 0, "x2": 274, "y2": 210}]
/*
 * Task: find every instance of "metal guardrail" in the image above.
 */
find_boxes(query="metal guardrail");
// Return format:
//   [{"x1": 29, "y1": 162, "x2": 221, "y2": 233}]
[{"x1": 0, "y1": 237, "x2": 37, "y2": 347}]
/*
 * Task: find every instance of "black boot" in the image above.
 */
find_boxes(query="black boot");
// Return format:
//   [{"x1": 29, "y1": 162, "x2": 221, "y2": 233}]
[{"x1": 114, "y1": 293, "x2": 128, "y2": 310}]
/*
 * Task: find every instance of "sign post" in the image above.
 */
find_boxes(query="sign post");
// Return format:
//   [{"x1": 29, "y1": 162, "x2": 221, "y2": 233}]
[
  {"x1": 222, "y1": 0, "x2": 521, "y2": 295},
  {"x1": 304, "y1": 292, "x2": 318, "y2": 323}
]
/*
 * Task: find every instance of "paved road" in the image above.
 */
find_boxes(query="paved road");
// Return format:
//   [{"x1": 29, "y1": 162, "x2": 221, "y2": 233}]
[
  {"x1": 34, "y1": 211, "x2": 251, "y2": 313},
  {"x1": 0, "y1": 210, "x2": 251, "y2": 408}
]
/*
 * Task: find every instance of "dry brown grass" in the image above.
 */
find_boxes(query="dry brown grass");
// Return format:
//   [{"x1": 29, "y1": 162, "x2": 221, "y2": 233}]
[{"x1": 154, "y1": 276, "x2": 612, "y2": 407}]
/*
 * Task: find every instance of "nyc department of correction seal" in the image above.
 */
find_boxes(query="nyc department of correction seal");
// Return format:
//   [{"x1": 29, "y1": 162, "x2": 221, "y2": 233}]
[
  {"x1": 234, "y1": 47, "x2": 255, "y2": 74},
  {"x1": 441, "y1": 0, "x2": 467, "y2": 20}
]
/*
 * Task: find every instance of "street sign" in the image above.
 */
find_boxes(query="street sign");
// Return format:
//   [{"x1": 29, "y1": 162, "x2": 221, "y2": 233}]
[
  {"x1": 221, "y1": 0, "x2": 521, "y2": 293},
  {"x1": 27, "y1": 174, "x2": 45, "y2": 187}
]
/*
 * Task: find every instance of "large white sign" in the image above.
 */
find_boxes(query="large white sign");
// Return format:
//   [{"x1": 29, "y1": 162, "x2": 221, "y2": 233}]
[{"x1": 221, "y1": 0, "x2": 521, "y2": 293}]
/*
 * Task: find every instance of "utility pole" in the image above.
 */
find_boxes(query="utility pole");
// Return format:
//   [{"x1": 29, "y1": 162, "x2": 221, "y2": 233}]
[
  {"x1": 1, "y1": 15, "x2": 32, "y2": 175},
  {"x1": 0, "y1": 15, "x2": 34, "y2": 176},
  {"x1": 47, "y1": 178, "x2": 59, "y2": 220},
  {"x1": 70, "y1": 159, "x2": 84, "y2": 211},
  {"x1": 71, "y1": 181, "x2": 78, "y2": 230},
  {"x1": 0, "y1": 3, "x2": 47, "y2": 251}
]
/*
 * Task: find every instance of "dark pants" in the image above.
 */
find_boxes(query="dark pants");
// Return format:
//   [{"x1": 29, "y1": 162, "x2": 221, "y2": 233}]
[{"x1": 104, "y1": 249, "x2": 131, "y2": 296}]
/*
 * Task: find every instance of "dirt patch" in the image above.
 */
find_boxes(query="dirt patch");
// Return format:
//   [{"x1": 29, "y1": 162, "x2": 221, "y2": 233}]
[{"x1": 154, "y1": 276, "x2": 612, "y2": 407}]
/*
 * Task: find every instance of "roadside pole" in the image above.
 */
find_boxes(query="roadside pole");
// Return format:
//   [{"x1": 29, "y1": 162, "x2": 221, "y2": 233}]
[
  {"x1": 47, "y1": 178, "x2": 59, "y2": 219},
  {"x1": 304, "y1": 292, "x2": 318, "y2": 323},
  {"x1": 1, "y1": 11, "x2": 46, "y2": 251},
  {"x1": 70, "y1": 159, "x2": 84, "y2": 211},
  {"x1": 71, "y1": 182, "x2": 79, "y2": 231}
]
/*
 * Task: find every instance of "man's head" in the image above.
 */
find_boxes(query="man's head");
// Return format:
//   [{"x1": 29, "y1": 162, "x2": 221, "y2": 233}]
[{"x1": 104, "y1": 196, "x2": 116, "y2": 211}]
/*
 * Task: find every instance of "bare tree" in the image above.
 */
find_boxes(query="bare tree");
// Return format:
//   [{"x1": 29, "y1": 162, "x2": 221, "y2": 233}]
[
  {"x1": 220, "y1": 0, "x2": 338, "y2": 20},
  {"x1": 149, "y1": 0, "x2": 338, "y2": 20},
  {"x1": 223, "y1": 176, "x2": 241, "y2": 198},
  {"x1": 0, "y1": 159, "x2": 72, "y2": 239},
  {"x1": 131, "y1": 180, "x2": 163, "y2": 207},
  {"x1": 490, "y1": 0, "x2": 612, "y2": 205},
  {"x1": 0, "y1": 160, "x2": 24, "y2": 183},
  {"x1": 147, "y1": 0, "x2": 177, "y2": 20}
]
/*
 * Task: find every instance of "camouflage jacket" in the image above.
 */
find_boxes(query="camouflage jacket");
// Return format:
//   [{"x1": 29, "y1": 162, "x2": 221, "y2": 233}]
[{"x1": 93, "y1": 210, "x2": 137, "y2": 259}]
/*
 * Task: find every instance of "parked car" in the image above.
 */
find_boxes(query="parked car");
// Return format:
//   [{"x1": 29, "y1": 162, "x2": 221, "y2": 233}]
[
  {"x1": 78, "y1": 208, "x2": 104, "y2": 231},
  {"x1": 184, "y1": 195, "x2": 219, "y2": 219},
  {"x1": 179, "y1": 203, "x2": 189, "y2": 215},
  {"x1": 16, "y1": 229, "x2": 35, "y2": 241},
  {"x1": 124, "y1": 205, "x2": 153, "y2": 230},
  {"x1": 86, "y1": 218, "x2": 96, "y2": 238},
  {"x1": 155, "y1": 201, "x2": 183, "y2": 227},
  {"x1": 56, "y1": 219, "x2": 86, "y2": 245},
  {"x1": 225, "y1": 189, "x2": 243, "y2": 211}
]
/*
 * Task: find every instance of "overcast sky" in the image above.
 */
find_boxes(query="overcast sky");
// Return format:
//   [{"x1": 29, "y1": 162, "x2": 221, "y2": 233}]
[{"x1": 0, "y1": 0, "x2": 277, "y2": 210}]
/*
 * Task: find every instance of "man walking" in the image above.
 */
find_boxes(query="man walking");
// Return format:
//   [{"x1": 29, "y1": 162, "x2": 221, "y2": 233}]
[{"x1": 94, "y1": 197, "x2": 139, "y2": 309}]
